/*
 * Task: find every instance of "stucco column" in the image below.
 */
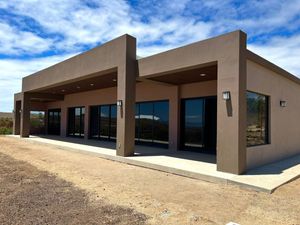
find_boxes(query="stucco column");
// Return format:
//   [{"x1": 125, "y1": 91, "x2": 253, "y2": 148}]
[
  {"x1": 84, "y1": 106, "x2": 89, "y2": 140},
  {"x1": 60, "y1": 107, "x2": 67, "y2": 137},
  {"x1": 13, "y1": 100, "x2": 21, "y2": 135},
  {"x1": 169, "y1": 85, "x2": 180, "y2": 150},
  {"x1": 216, "y1": 32, "x2": 247, "y2": 174},
  {"x1": 116, "y1": 35, "x2": 137, "y2": 156},
  {"x1": 20, "y1": 93, "x2": 31, "y2": 137}
]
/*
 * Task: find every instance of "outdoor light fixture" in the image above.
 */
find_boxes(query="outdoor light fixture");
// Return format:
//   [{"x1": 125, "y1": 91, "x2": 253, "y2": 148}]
[
  {"x1": 117, "y1": 100, "x2": 123, "y2": 107},
  {"x1": 280, "y1": 100, "x2": 287, "y2": 107},
  {"x1": 200, "y1": 73, "x2": 206, "y2": 77},
  {"x1": 113, "y1": 78, "x2": 117, "y2": 82},
  {"x1": 90, "y1": 83, "x2": 94, "y2": 86},
  {"x1": 222, "y1": 91, "x2": 231, "y2": 100},
  {"x1": 19, "y1": 109, "x2": 22, "y2": 113}
]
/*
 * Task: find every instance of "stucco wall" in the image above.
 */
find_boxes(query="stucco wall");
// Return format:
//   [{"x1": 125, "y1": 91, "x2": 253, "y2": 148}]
[
  {"x1": 45, "y1": 80, "x2": 217, "y2": 149},
  {"x1": 246, "y1": 60, "x2": 300, "y2": 169}
]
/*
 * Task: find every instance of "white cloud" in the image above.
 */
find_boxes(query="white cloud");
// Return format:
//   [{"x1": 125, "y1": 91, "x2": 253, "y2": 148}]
[
  {"x1": 0, "y1": 53, "x2": 76, "y2": 112},
  {"x1": 0, "y1": 22, "x2": 52, "y2": 55},
  {"x1": 0, "y1": 0, "x2": 300, "y2": 112},
  {"x1": 249, "y1": 35, "x2": 300, "y2": 77}
]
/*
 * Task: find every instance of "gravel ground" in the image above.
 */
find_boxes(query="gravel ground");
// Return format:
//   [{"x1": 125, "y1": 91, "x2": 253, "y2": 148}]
[
  {"x1": 0, "y1": 152, "x2": 147, "y2": 225},
  {"x1": 0, "y1": 136, "x2": 299, "y2": 225}
]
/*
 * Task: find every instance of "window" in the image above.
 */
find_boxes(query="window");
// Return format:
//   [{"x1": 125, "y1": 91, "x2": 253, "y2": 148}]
[
  {"x1": 135, "y1": 101, "x2": 169, "y2": 147},
  {"x1": 247, "y1": 91, "x2": 269, "y2": 146},
  {"x1": 30, "y1": 111, "x2": 45, "y2": 135},
  {"x1": 48, "y1": 109, "x2": 61, "y2": 135},
  {"x1": 181, "y1": 97, "x2": 217, "y2": 153},
  {"x1": 89, "y1": 104, "x2": 117, "y2": 141},
  {"x1": 68, "y1": 107, "x2": 85, "y2": 137}
]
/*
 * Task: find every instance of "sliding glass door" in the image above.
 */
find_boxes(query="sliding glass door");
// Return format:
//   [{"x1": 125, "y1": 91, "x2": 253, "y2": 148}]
[
  {"x1": 181, "y1": 97, "x2": 216, "y2": 154},
  {"x1": 68, "y1": 107, "x2": 85, "y2": 138},
  {"x1": 89, "y1": 104, "x2": 117, "y2": 141},
  {"x1": 48, "y1": 109, "x2": 61, "y2": 135},
  {"x1": 135, "y1": 100, "x2": 169, "y2": 147}
]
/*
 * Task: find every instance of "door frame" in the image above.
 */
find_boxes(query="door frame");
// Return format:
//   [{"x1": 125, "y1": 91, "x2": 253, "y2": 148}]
[{"x1": 180, "y1": 95, "x2": 217, "y2": 154}]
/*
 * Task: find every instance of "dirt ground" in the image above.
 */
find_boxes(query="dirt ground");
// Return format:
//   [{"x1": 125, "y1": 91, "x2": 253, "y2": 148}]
[{"x1": 0, "y1": 136, "x2": 299, "y2": 225}]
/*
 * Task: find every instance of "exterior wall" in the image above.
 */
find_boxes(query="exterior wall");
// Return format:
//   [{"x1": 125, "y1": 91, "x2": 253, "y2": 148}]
[
  {"x1": 246, "y1": 60, "x2": 300, "y2": 169},
  {"x1": 45, "y1": 80, "x2": 217, "y2": 149}
]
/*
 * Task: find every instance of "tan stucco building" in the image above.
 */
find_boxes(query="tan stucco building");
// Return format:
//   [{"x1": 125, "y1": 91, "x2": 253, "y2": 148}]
[{"x1": 13, "y1": 30, "x2": 300, "y2": 174}]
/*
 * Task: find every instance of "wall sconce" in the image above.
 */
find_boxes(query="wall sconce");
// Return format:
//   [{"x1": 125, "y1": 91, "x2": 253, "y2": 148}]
[
  {"x1": 117, "y1": 100, "x2": 123, "y2": 107},
  {"x1": 280, "y1": 100, "x2": 287, "y2": 107},
  {"x1": 222, "y1": 91, "x2": 231, "y2": 101}
]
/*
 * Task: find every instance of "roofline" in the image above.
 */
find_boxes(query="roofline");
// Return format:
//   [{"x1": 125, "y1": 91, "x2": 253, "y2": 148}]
[{"x1": 246, "y1": 50, "x2": 300, "y2": 86}]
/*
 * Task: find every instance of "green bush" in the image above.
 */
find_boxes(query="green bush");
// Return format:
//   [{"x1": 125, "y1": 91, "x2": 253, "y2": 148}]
[
  {"x1": 0, "y1": 118, "x2": 13, "y2": 135},
  {"x1": 0, "y1": 127, "x2": 12, "y2": 135}
]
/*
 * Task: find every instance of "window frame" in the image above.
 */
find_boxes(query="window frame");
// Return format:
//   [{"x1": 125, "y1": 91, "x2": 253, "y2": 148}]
[{"x1": 246, "y1": 91, "x2": 270, "y2": 147}]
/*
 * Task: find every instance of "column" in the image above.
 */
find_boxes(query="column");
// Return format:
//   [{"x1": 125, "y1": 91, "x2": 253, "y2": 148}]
[
  {"x1": 20, "y1": 93, "x2": 31, "y2": 137},
  {"x1": 116, "y1": 35, "x2": 136, "y2": 156},
  {"x1": 216, "y1": 31, "x2": 247, "y2": 174},
  {"x1": 13, "y1": 100, "x2": 21, "y2": 135},
  {"x1": 168, "y1": 85, "x2": 180, "y2": 150}
]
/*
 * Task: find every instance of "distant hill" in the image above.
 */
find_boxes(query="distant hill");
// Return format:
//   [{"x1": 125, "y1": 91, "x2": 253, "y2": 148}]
[{"x1": 0, "y1": 112, "x2": 13, "y2": 119}]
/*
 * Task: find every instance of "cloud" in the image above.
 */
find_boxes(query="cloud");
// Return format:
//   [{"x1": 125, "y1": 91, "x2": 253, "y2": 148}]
[
  {"x1": 249, "y1": 35, "x2": 300, "y2": 76},
  {"x1": 0, "y1": 0, "x2": 300, "y2": 112},
  {"x1": 0, "y1": 22, "x2": 53, "y2": 55},
  {"x1": 0, "y1": 53, "x2": 76, "y2": 112}
]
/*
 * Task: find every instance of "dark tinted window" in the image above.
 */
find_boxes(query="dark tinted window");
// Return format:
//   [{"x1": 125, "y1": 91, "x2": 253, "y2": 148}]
[
  {"x1": 153, "y1": 101, "x2": 169, "y2": 144},
  {"x1": 135, "y1": 101, "x2": 169, "y2": 147},
  {"x1": 100, "y1": 106, "x2": 110, "y2": 139},
  {"x1": 89, "y1": 104, "x2": 117, "y2": 141},
  {"x1": 68, "y1": 107, "x2": 85, "y2": 137},
  {"x1": 183, "y1": 99, "x2": 205, "y2": 148},
  {"x1": 48, "y1": 109, "x2": 61, "y2": 135},
  {"x1": 247, "y1": 91, "x2": 269, "y2": 146},
  {"x1": 89, "y1": 106, "x2": 99, "y2": 138}
]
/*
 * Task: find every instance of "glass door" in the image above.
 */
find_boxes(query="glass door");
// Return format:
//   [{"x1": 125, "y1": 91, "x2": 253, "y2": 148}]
[
  {"x1": 181, "y1": 97, "x2": 217, "y2": 154},
  {"x1": 182, "y1": 99, "x2": 205, "y2": 149},
  {"x1": 48, "y1": 109, "x2": 61, "y2": 135}
]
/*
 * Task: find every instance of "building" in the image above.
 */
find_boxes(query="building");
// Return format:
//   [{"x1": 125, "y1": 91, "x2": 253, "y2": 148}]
[{"x1": 13, "y1": 30, "x2": 300, "y2": 175}]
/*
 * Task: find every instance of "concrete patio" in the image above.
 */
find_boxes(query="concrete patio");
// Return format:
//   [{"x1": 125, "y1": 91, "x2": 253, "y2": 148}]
[{"x1": 8, "y1": 135, "x2": 300, "y2": 193}]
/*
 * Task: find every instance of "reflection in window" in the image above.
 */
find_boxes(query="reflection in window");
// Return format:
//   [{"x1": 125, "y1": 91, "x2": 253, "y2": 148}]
[
  {"x1": 89, "y1": 104, "x2": 117, "y2": 141},
  {"x1": 68, "y1": 107, "x2": 85, "y2": 138},
  {"x1": 135, "y1": 101, "x2": 169, "y2": 147},
  {"x1": 48, "y1": 109, "x2": 61, "y2": 135},
  {"x1": 247, "y1": 91, "x2": 269, "y2": 146}
]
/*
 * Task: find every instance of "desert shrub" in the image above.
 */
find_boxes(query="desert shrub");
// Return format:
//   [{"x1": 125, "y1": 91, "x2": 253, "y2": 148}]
[{"x1": 0, "y1": 118, "x2": 13, "y2": 135}]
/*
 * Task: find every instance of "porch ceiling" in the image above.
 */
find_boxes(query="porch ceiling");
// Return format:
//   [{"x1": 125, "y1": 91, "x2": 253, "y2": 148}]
[
  {"x1": 148, "y1": 64, "x2": 217, "y2": 85},
  {"x1": 36, "y1": 71, "x2": 117, "y2": 95}
]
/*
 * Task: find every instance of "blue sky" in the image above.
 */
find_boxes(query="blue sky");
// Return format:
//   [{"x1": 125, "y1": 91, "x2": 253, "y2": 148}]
[{"x1": 0, "y1": 0, "x2": 300, "y2": 112}]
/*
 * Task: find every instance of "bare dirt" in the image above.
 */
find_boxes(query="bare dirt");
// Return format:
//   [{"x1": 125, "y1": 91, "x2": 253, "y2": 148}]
[{"x1": 0, "y1": 136, "x2": 299, "y2": 225}]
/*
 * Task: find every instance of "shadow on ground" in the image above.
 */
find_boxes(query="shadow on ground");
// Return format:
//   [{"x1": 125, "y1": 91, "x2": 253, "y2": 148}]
[{"x1": 0, "y1": 152, "x2": 147, "y2": 225}]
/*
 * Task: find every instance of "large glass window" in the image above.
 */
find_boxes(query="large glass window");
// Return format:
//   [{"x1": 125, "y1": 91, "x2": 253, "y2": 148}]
[
  {"x1": 30, "y1": 111, "x2": 45, "y2": 135},
  {"x1": 135, "y1": 100, "x2": 169, "y2": 147},
  {"x1": 68, "y1": 107, "x2": 85, "y2": 137},
  {"x1": 247, "y1": 91, "x2": 269, "y2": 146},
  {"x1": 48, "y1": 109, "x2": 61, "y2": 135},
  {"x1": 89, "y1": 104, "x2": 117, "y2": 141}
]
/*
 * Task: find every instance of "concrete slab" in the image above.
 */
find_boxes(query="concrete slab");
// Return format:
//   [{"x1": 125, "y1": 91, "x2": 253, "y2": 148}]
[{"x1": 7, "y1": 135, "x2": 300, "y2": 193}]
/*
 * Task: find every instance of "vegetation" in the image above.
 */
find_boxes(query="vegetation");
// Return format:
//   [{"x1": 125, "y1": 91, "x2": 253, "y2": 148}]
[{"x1": 0, "y1": 118, "x2": 13, "y2": 135}]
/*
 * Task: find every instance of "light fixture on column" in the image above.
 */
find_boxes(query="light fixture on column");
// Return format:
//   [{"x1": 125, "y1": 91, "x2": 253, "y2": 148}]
[
  {"x1": 117, "y1": 100, "x2": 123, "y2": 107},
  {"x1": 222, "y1": 91, "x2": 231, "y2": 101},
  {"x1": 19, "y1": 109, "x2": 22, "y2": 113},
  {"x1": 280, "y1": 100, "x2": 287, "y2": 107}
]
